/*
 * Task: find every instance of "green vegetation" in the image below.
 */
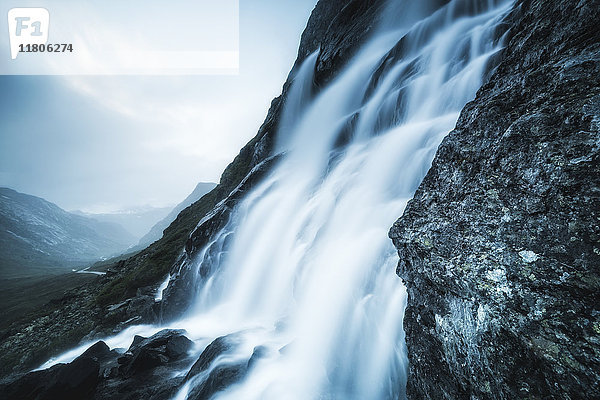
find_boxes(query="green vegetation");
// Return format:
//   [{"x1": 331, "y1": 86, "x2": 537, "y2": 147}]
[{"x1": 0, "y1": 273, "x2": 96, "y2": 330}]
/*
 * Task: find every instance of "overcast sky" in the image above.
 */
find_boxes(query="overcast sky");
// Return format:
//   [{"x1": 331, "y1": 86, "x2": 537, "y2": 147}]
[{"x1": 0, "y1": 0, "x2": 317, "y2": 212}]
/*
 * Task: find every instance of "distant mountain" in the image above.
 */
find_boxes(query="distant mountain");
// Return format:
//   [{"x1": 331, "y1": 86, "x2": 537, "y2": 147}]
[
  {"x1": 74, "y1": 206, "x2": 173, "y2": 240},
  {"x1": 138, "y1": 182, "x2": 217, "y2": 247},
  {"x1": 0, "y1": 188, "x2": 136, "y2": 278}
]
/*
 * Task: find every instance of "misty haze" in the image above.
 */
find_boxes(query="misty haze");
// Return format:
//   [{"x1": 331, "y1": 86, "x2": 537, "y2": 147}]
[{"x1": 0, "y1": 0, "x2": 598, "y2": 399}]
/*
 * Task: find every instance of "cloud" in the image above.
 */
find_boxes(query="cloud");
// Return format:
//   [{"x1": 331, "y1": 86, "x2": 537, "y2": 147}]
[{"x1": 0, "y1": 0, "x2": 317, "y2": 210}]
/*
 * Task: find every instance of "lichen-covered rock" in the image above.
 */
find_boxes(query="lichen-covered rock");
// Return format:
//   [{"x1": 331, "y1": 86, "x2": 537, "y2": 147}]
[{"x1": 389, "y1": 0, "x2": 600, "y2": 398}]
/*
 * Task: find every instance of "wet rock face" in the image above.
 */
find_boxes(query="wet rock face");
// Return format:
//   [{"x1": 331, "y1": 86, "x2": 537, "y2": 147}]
[
  {"x1": 389, "y1": 0, "x2": 600, "y2": 398},
  {"x1": 185, "y1": 335, "x2": 234, "y2": 381},
  {"x1": 184, "y1": 334, "x2": 251, "y2": 400},
  {"x1": 118, "y1": 329, "x2": 193, "y2": 378},
  {"x1": 297, "y1": 0, "x2": 387, "y2": 85}
]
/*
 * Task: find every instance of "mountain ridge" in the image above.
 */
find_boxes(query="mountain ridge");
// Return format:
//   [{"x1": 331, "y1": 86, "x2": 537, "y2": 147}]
[
  {"x1": 137, "y1": 182, "x2": 217, "y2": 248},
  {"x1": 0, "y1": 187, "x2": 136, "y2": 278}
]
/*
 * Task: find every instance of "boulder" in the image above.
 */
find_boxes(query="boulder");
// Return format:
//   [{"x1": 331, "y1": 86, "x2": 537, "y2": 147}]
[{"x1": 0, "y1": 356, "x2": 99, "y2": 400}]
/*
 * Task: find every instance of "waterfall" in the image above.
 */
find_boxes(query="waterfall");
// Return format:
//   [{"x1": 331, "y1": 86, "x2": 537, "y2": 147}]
[
  {"x1": 38, "y1": 1, "x2": 515, "y2": 399},
  {"x1": 174, "y1": 1, "x2": 514, "y2": 398}
]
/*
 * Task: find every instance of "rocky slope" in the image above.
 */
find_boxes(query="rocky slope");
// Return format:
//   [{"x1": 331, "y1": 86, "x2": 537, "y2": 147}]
[
  {"x1": 0, "y1": 329, "x2": 195, "y2": 400},
  {"x1": 390, "y1": 0, "x2": 600, "y2": 398},
  {"x1": 0, "y1": 187, "x2": 135, "y2": 278},
  {"x1": 0, "y1": 0, "x2": 388, "y2": 381}
]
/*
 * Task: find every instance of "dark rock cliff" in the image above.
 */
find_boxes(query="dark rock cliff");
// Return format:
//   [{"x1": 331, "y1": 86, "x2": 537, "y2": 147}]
[{"x1": 389, "y1": 0, "x2": 600, "y2": 398}]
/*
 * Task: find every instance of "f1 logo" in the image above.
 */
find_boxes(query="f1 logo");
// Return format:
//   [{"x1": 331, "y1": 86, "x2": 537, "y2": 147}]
[{"x1": 7, "y1": 8, "x2": 49, "y2": 59}]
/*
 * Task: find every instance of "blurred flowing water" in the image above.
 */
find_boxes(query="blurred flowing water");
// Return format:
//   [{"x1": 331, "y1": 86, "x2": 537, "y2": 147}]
[{"x1": 40, "y1": 1, "x2": 514, "y2": 398}]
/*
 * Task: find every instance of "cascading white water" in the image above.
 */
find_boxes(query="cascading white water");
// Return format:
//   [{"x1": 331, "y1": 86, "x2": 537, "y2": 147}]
[
  {"x1": 39, "y1": 1, "x2": 514, "y2": 398},
  {"x1": 173, "y1": 1, "x2": 514, "y2": 398}
]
